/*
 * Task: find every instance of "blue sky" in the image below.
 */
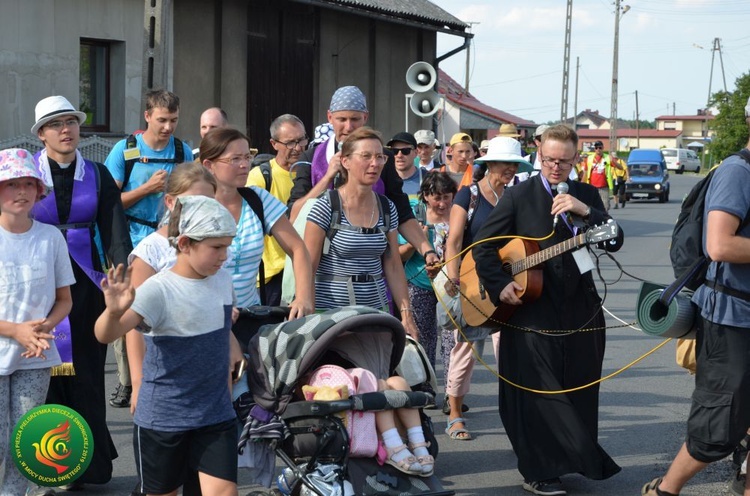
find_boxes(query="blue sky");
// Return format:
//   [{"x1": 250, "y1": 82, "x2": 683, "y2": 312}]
[{"x1": 430, "y1": 0, "x2": 750, "y2": 125}]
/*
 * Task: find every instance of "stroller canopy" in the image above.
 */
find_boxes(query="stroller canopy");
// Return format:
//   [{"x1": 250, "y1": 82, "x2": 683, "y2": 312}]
[{"x1": 247, "y1": 306, "x2": 406, "y2": 414}]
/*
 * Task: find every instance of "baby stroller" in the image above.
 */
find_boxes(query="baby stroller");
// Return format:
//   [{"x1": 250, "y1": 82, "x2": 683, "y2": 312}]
[{"x1": 240, "y1": 306, "x2": 454, "y2": 496}]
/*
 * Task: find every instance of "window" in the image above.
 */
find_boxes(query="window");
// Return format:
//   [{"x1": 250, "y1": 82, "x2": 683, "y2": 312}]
[{"x1": 80, "y1": 39, "x2": 110, "y2": 132}]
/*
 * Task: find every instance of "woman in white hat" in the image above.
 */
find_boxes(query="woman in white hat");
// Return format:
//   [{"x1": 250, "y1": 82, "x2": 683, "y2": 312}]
[{"x1": 441, "y1": 137, "x2": 532, "y2": 440}]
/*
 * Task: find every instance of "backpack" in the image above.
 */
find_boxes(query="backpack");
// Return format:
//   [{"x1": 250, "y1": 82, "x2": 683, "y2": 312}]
[
  {"x1": 237, "y1": 187, "x2": 268, "y2": 305},
  {"x1": 121, "y1": 133, "x2": 185, "y2": 191},
  {"x1": 322, "y1": 190, "x2": 392, "y2": 255},
  {"x1": 251, "y1": 153, "x2": 276, "y2": 192},
  {"x1": 457, "y1": 182, "x2": 480, "y2": 250},
  {"x1": 661, "y1": 149, "x2": 750, "y2": 302}
]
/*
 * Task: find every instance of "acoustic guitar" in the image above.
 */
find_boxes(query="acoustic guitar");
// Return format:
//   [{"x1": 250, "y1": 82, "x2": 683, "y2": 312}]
[{"x1": 459, "y1": 221, "x2": 619, "y2": 327}]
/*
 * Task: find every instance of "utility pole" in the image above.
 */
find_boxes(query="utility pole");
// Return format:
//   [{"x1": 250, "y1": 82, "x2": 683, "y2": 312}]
[
  {"x1": 707, "y1": 37, "x2": 727, "y2": 107},
  {"x1": 609, "y1": 1, "x2": 630, "y2": 155},
  {"x1": 560, "y1": 0, "x2": 573, "y2": 122},
  {"x1": 464, "y1": 22, "x2": 480, "y2": 93},
  {"x1": 573, "y1": 57, "x2": 580, "y2": 130},
  {"x1": 635, "y1": 90, "x2": 640, "y2": 148}
]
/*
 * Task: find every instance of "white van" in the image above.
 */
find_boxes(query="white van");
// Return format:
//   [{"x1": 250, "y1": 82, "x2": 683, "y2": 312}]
[{"x1": 661, "y1": 148, "x2": 701, "y2": 174}]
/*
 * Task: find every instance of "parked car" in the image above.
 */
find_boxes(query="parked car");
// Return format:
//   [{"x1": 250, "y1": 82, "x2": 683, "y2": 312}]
[
  {"x1": 626, "y1": 149, "x2": 670, "y2": 203},
  {"x1": 661, "y1": 148, "x2": 701, "y2": 174}
]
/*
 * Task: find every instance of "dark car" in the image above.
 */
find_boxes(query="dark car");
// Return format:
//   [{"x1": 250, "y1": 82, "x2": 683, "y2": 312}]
[{"x1": 626, "y1": 149, "x2": 670, "y2": 203}]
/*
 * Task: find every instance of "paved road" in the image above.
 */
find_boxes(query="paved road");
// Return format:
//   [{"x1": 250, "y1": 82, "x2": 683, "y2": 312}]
[{"x1": 52, "y1": 172, "x2": 739, "y2": 495}]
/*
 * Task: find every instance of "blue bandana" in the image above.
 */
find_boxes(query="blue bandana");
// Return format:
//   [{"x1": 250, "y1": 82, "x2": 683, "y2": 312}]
[{"x1": 329, "y1": 86, "x2": 368, "y2": 113}]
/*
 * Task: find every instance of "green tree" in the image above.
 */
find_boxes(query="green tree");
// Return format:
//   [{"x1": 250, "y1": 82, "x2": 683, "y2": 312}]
[{"x1": 708, "y1": 71, "x2": 750, "y2": 163}]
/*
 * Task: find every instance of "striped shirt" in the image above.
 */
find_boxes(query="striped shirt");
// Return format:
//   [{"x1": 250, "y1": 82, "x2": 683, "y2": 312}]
[
  {"x1": 308, "y1": 193, "x2": 398, "y2": 309},
  {"x1": 226, "y1": 187, "x2": 286, "y2": 307}
]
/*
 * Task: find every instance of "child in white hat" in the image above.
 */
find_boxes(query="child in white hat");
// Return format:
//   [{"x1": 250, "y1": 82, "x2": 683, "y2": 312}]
[{"x1": 0, "y1": 148, "x2": 75, "y2": 494}]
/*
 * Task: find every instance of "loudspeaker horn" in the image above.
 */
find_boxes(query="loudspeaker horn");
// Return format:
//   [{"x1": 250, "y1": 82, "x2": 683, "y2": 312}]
[
  {"x1": 409, "y1": 91, "x2": 441, "y2": 117},
  {"x1": 406, "y1": 61, "x2": 437, "y2": 93}
]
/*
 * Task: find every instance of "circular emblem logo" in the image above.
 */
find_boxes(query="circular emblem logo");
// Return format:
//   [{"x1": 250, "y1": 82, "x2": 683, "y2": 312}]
[{"x1": 12, "y1": 404, "x2": 93, "y2": 487}]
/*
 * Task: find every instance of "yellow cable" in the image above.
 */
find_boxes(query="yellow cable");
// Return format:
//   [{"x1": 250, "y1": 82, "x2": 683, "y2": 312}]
[{"x1": 431, "y1": 227, "x2": 671, "y2": 395}]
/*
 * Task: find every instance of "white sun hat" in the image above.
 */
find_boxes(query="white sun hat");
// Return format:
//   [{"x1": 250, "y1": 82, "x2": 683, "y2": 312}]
[{"x1": 474, "y1": 137, "x2": 533, "y2": 173}]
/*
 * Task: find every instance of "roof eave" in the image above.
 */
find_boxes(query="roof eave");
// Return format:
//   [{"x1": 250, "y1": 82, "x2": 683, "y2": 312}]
[{"x1": 291, "y1": 0, "x2": 469, "y2": 36}]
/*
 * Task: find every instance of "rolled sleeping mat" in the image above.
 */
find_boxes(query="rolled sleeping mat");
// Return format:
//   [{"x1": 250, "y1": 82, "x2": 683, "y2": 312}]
[{"x1": 636, "y1": 281, "x2": 697, "y2": 339}]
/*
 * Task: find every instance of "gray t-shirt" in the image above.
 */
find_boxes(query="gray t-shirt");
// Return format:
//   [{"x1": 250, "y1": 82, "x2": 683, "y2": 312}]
[
  {"x1": 692, "y1": 153, "x2": 750, "y2": 327},
  {"x1": 131, "y1": 269, "x2": 236, "y2": 431}
]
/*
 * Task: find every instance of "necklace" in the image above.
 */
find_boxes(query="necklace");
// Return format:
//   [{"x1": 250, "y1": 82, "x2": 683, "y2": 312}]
[
  {"x1": 483, "y1": 179, "x2": 503, "y2": 205},
  {"x1": 342, "y1": 190, "x2": 376, "y2": 227}
]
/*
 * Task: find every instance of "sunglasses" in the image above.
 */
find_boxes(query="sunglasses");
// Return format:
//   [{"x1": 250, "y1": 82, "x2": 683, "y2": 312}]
[
  {"x1": 390, "y1": 147, "x2": 413, "y2": 155},
  {"x1": 594, "y1": 146, "x2": 603, "y2": 149}
]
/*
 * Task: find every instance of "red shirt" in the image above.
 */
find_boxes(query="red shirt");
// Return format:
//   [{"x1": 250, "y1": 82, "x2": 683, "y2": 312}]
[{"x1": 589, "y1": 156, "x2": 608, "y2": 188}]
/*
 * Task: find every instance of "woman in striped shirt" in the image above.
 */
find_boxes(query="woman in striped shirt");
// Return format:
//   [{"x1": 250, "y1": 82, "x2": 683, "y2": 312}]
[
  {"x1": 200, "y1": 128, "x2": 313, "y2": 319},
  {"x1": 304, "y1": 126, "x2": 418, "y2": 339}
]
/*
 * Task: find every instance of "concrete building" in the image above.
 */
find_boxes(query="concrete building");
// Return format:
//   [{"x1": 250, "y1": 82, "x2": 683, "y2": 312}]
[
  {"x1": 578, "y1": 129, "x2": 683, "y2": 153},
  {"x1": 2, "y1": 0, "x2": 468, "y2": 153},
  {"x1": 655, "y1": 112, "x2": 715, "y2": 142}
]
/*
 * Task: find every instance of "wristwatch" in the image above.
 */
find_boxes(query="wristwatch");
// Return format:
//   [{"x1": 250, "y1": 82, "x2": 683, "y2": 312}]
[{"x1": 583, "y1": 206, "x2": 591, "y2": 218}]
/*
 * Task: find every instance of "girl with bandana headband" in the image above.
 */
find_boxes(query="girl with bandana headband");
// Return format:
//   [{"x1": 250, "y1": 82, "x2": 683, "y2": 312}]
[
  {"x1": 95, "y1": 196, "x2": 240, "y2": 496},
  {"x1": 0, "y1": 148, "x2": 75, "y2": 494}
]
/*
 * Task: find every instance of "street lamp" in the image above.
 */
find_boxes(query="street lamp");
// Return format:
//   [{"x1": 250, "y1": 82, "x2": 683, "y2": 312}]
[{"x1": 609, "y1": 1, "x2": 630, "y2": 155}]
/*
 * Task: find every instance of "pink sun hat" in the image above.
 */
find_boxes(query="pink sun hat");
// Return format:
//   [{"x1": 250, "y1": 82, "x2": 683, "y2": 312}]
[{"x1": 0, "y1": 148, "x2": 50, "y2": 197}]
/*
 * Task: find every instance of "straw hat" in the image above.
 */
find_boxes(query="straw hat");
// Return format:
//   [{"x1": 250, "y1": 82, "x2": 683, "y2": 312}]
[{"x1": 498, "y1": 123, "x2": 521, "y2": 138}]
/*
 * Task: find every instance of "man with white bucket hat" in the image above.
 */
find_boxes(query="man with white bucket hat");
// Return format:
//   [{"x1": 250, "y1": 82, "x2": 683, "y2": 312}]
[{"x1": 30, "y1": 95, "x2": 131, "y2": 490}]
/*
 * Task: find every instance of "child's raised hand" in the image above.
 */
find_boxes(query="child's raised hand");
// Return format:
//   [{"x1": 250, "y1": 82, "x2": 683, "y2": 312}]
[
  {"x1": 15, "y1": 318, "x2": 53, "y2": 359},
  {"x1": 101, "y1": 264, "x2": 135, "y2": 316}
]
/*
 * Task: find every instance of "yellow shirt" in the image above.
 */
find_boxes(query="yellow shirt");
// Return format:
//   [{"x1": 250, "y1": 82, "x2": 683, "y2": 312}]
[
  {"x1": 612, "y1": 158, "x2": 628, "y2": 180},
  {"x1": 245, "y1": 158, "x2": 296, "y2": 282}
]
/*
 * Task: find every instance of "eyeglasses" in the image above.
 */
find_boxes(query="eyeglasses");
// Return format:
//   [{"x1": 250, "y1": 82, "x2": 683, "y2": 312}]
[
  {"x1": 45, "y1": 118, "x2": 80, "y2": 131},
  {"x1": 349, "y1": 152, "x2": 387, "y2": 164},
  {"x1": 274, "y1": 136, "x2": 309, "y2": 149},
  {"x1": 216, "y1": 154, "x2": 254, "y2": 167},
  {"x1": 390, "y1": 147, "x2": 413, "y2": 156},
  {"x1": 540, "y1": 154, "x2": 577, "y2": 170},
  {"x1": 594, "y1": 146, "x2": 603, "y2": 150}
]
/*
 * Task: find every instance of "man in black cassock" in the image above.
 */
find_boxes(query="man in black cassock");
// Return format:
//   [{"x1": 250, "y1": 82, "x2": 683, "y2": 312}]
[
  {"x1": 31, "y1": 96, "x2": 131, "y2": 489},
  {"x1": 473, "y1": 124, "x2": 623, "y2": 496}
]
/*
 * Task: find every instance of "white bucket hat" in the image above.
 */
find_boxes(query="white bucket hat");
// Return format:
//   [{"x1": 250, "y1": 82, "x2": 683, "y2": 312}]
[
  {"x1": 474, "y1": 137, "x2": 533, "y2": 173},
  {"x1": 31, "y1": 96, "x2": 87, "y2": 134}
]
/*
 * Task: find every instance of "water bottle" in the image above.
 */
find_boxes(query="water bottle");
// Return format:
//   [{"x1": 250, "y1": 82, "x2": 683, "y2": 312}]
[{"x1": 276, "y1": 467, "x2": 298, "y2": 495}]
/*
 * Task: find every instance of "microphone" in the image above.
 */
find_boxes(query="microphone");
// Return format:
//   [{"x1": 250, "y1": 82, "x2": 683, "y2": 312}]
[
  {"x1": 333, "y1": 141, "x2": 344, "y2": 188},
  {"x1": 552, "y1": 182, "x2": 569, "y2": 228}
]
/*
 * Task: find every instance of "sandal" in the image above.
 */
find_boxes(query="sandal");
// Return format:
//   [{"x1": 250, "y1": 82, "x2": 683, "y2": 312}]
[
  {"x1": 445, "y1": 417, "x2": 472, "y2": 440},
  {"x1": 641, "y1": 477, "x2": 678, "y2": 496},
  {"x1": 408, "y1": 441, "x2": 434, "y2": 477},
  {"x1": 384, "y1": 443, "x2": 423, "y2": 476}
]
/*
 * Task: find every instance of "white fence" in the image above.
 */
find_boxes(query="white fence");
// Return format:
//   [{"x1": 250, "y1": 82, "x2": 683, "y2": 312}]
[{"x1": 0, "y1": 135, "x2": 120, "y2": 163}]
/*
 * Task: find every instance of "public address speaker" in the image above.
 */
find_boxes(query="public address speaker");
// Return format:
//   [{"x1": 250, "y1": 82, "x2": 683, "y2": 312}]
[{"x1": 406, "y1": 61, "x2": 440, "y2": 118}]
